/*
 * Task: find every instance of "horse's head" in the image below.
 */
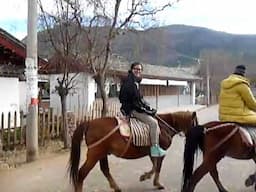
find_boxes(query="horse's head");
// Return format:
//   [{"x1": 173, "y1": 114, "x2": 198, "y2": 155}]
[{"x1": 158, "y1": 111, "x2": 198, "y2": 135}]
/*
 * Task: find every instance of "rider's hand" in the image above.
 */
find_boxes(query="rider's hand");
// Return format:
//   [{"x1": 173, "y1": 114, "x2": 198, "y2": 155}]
[{"x1": 151, "y1": 108, "x2": 157, "y2": 116}]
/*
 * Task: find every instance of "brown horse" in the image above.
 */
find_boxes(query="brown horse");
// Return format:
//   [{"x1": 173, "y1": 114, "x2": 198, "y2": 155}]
[
  {"x1": 68, "y1": 111, "x2": 198, "y2": 192},
  {"x1": 182, "y1": 121, "x2": 256, "y2": 192}
]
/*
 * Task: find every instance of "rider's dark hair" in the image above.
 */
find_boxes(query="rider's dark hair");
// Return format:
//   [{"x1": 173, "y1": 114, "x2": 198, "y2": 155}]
[
  {"x1": 130, "y1": 62, "x2": 143, "y2": 71},
  {"x1": 234, "y1": 65, "x2": 246, "y2": 76}
]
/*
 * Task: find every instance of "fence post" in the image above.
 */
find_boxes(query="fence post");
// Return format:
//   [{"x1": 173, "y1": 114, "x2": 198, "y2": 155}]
[
  {"x1": 41, "y1": 109, "x2": 46, "y2": 145},
  {"x1": 14, "y1": 111, "x2": 17, "y2": 148},
  {"x1": 56, "y1": 108, "x2": 60, "y2": 138},
  {"x1": 0, "y1": 113, "x2": 3, "y2": 154},
  {"x1": 67, "y1": 112, "x2": 76, "y2": 139},
  {"x1": 20, "y1": 111, "x2": 24, "y2": 145},
  {"x1": 50, "y1": 108, "x2": 54, "y2": 137},
  {"x1": 7, "y1": 112, "x2": 11, "y2": 150}
]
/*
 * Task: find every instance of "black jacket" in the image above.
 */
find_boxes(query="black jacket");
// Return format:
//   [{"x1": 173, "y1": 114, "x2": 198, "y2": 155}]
[{"x1": 119, "y1": 71, "x2": 155, "y2": 116}]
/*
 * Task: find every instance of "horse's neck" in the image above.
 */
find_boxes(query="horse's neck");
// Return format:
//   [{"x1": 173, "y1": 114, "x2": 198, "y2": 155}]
[
  {"x1": 158, "y1": 114, "x2": 179, "y2": 136},
  {"x1": 162, "y1": 126, "x2": 177, "y2": 138}
]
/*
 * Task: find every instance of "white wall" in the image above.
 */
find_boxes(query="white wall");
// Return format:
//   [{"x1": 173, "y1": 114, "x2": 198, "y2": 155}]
[
  {"x1": 144, "y1": 95, "x2": 191, "y2": 110},
  {"x1": 0, "y1": 77, "x2": 20, "y2": 128},
  {"x1": 50, "y1": 72, "x2": 96, "y2": 115},
  {"x1": 19, "y1": 81, "x2": 27, "y2": 113},
  {"x1": 88, "y1": 75, "x2": 97, "y2": 108}
]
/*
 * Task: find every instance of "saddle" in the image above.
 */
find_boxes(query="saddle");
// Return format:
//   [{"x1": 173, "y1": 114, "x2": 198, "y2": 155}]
[
  {"x1": 115, "y1": 116, "x2": 151, "y2": 146},
  {"x1": 239, "y1": 125, "x2": 256, "y2": 147}
]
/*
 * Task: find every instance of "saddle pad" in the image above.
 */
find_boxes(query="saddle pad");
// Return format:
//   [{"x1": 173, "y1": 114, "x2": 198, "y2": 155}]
[
  {"x1": 240, "y1": 127, "x2": 256, "y2": 145},
  {"x1": 115, "y1": 116, "x2": 151, "y2": 146},
  {"x1": 130, "y1": 118, "x2": 151, "y2": 146}
]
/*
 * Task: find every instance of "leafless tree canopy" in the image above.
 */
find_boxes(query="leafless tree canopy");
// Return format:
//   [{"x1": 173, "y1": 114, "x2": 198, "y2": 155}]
[{"x1": 38, "y1": 0, "x2": 178, "y2": 124}]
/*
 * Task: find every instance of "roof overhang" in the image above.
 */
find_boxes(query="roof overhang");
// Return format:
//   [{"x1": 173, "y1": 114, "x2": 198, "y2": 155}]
[
  {"x1": 168, "y1": 80, "x2": 188, "y2": 86},
  {"x1": 141, "y1": 78, "x2": 167, "y2": 85}
]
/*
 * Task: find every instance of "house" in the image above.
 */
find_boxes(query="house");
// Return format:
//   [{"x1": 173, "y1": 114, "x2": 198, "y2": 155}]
[
  {"x1": 40, "y1": 52, "x2": 201, "y2": 115},
  {"x1": 42, "y1": 51, "x2": 202, "y2": 113},
  {"x1": 0, "y1": 28, "x2": 47, "y2": 127},
  {"x1": 105, "y1": 55, "x2": 201, "y2": 110}
]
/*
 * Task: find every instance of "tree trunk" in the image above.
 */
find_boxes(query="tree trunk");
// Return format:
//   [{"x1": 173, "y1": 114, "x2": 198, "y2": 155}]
[
  {"x1": 0, "y1": 137, "x2": 3, "y2": 155},
  {"x1": 95, "y1": 73, "x2": 108, "y2": 117},
  {"x1": 60, "y1": 94, "x2": 70, "y2": 148}
]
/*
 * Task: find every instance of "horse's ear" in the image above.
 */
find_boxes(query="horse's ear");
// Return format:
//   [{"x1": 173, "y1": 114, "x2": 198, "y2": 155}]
[
  {"x1": 192, "y1": 111, "x2": 197, "y2": 119},
  {"x1": 192, "y1": 111, "x2": 199, "y2": 126}
]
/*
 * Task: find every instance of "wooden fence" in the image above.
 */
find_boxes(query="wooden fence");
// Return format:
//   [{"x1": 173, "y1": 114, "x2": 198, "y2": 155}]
[{"x1": 0, "y1": 100, "x2": 120, "y2": 151}]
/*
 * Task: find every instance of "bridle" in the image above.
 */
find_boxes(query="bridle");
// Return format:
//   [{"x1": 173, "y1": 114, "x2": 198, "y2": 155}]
[
  {"x1": 155, "y1": 112, "x2": 198, "y2": 137},
  {"x1": 155, "y1": 114, "x2": 180, "y2": 135}
]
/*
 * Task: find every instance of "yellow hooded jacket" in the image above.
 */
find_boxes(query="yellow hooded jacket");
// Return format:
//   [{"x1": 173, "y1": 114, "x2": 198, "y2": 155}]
[{"x1": 219, "y1": 74, "x2": 256, "y2": 124}]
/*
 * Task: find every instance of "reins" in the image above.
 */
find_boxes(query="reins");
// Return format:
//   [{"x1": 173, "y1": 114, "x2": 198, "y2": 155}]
[
  {"x1": 204, "y1": 123, "x2": 239, "y2": 153},
  {"x1": 155, "y1": 114, "x2": 180, "y2": 135},
  {"x1": 204, "y1": 123, "x2": 236, "y2": 133}
]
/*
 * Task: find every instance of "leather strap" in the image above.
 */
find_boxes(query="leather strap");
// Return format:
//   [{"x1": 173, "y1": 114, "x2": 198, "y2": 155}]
[
  {"x1": 120, "y1": 133, "x2": 133, "y2": 157},
  {"x1": 87, "y1": 124, "x2": 120, "y2": 149}
]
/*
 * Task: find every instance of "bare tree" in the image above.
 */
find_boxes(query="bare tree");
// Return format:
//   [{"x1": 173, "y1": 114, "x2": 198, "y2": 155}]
[
  {"x1": 199, "y1": 49, "x2": 240, "y2": 104},
  {"x1": 79, "y1": 0, "x2": 178, "y2": 116},
  {"x1": 38, "y1": 0, "x2": 85, "y2": 148}
]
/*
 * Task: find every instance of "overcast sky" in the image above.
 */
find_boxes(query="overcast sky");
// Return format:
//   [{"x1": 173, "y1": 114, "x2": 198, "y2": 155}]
[{"x1": 1, "y1": 0, "x2": 256, "y2": 40}]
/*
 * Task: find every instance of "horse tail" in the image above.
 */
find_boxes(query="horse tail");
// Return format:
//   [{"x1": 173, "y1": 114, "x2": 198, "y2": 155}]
[
  {"x1": 182, "y1": 125, "x2": 205, "y2": 191},
  {"x1": 68, "y1": 121, "x2": 88, "y2": 186}
]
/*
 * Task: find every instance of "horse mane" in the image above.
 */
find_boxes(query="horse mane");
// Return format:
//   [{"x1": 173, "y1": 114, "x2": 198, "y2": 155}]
[
  {"x1": 174, "y1": 111, "x2": 195, "y2": 131},
  {"x1": 159, "y1": 111, "x2": 195, "y2": 132}
]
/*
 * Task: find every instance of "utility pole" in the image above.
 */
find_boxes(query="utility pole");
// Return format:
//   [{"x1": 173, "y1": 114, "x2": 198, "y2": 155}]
[
  {"x1": 25, "y1": 0, "x2": 38, "y2": 162},
  {"x1": 206, "y1": 58, "x2": 210, "y2": 106}
]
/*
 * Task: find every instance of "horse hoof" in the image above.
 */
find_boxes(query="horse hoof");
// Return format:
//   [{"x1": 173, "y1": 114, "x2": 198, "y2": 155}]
[
  {"x1": 139, "y1": 175, "x2": 145, "y2": 181},
  {"x1": 140, "y1": 174, "x2": 151, "y2": 181},
  {"x1": 157, "y1": 185, "x2": 165, "y2": 190},
  {"x1": 245, "y1": 175, "x2": 255, "y2": 187},
  {"x1": 154, "y1": 183, "x2": 165, "y2": 190}
]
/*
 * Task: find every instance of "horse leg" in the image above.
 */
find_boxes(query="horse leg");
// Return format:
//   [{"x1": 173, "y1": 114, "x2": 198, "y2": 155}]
[
  {"x1": 210, "y1": 166, "x2": 228, "y2": 192},
  {"x1": 153, "y1": 157, "x2": 165, "y2": 190},
  {"x1": 99, "y1": 156, "x2": 121, "y2": 192},
  {"x1": 245, "y1": 156, "x2": 256, "y2": 187},
  {"x1": 75, "y1": 151, "x2": 98, "y2": 192},
  {"x1": 185, "y1": 155, "x2": 221, "y2": 192},
  {"x1": 245, "y1": 173, "x2": 255, "y2": 187},
  {"x1": 140, "y1": 156, "x2": 156, "y2": 181}
]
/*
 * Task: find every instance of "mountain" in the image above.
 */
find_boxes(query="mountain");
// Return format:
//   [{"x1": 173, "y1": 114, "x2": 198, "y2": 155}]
[
  {"x1": 35, "y1": 24, "x2": 256, "y2": 69},
  {"x1": 112, "y1": 25, "x2": 256, "y2": 67}
]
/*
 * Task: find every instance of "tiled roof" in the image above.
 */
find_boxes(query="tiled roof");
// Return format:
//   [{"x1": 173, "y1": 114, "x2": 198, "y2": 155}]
[
  {"x1": 108, "y1": 54, "x2": 201, "y2": 81},
  {"x1": 0, "y1": 27, "x2": 48, "y2": 67}
]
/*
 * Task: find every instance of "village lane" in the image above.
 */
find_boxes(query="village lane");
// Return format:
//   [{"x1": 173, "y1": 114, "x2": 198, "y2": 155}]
[{"x1": 0, "y1": 105, "x2": 255, "y2": 192}]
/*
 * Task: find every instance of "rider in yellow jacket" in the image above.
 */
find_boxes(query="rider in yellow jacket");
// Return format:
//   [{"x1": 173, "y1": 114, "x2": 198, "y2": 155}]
[{"x1": 219, "y1": 65, "x2": 256, "y2": 124}]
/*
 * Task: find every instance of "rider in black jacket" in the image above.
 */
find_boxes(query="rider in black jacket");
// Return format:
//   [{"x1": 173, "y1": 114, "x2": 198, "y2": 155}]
[
  {"x1": 119, "y1": 62, "x2": 166, "y2": 157},
  {"x1": 119, "y1": 69, "x2": 156, "y2": 116}
]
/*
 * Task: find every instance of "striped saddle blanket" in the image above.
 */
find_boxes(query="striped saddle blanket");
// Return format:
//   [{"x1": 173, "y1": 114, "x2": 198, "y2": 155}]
[{"x1": 116, "y1": 116, "x2": 151, "y2": 146}]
